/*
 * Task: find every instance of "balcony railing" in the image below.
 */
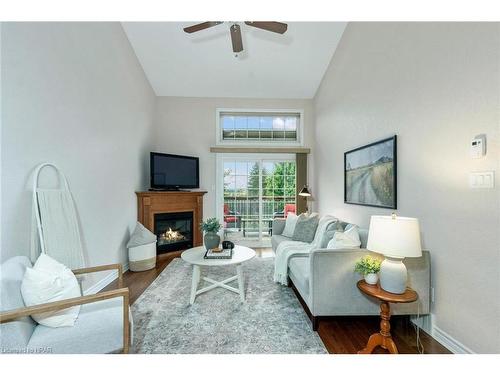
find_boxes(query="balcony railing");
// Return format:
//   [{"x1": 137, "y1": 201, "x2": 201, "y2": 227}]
[{"x1": 223, "y1": 196, "x2": 295, "y2": 231}]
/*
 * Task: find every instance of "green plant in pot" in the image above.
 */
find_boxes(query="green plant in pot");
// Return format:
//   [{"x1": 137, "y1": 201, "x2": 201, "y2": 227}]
[
  {"x1": 354, "y1": 256, "x2": 382, "y2": 285},
  {"x1": 200, "y1": 217, "x2": 222, "y2": 250}
]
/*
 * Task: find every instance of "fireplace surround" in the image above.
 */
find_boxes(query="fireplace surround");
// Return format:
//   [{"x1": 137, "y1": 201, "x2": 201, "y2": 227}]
[{"x1": 136, "y1": 191, "x2": 207, "y2": 254}]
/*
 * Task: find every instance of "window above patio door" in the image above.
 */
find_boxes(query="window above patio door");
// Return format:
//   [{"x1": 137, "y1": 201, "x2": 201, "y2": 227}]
[{"x1": 216, "y1": 109, "x2": 304, "y2": 147}]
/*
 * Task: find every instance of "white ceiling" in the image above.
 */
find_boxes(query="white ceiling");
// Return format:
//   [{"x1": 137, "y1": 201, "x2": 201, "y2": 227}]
[{"x1": 122, "y1": 22, "x2": 346, "y2": 99}]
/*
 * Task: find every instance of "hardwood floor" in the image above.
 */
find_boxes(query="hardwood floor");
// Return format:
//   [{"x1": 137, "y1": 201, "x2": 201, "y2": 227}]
[
  {"x1": 317, "y1": 316, "x2": 449, "y2": 354},
  {"x1": 104, "y1": 249, "x2": 450, "y2": 354},
  {"x1": 104, "y1": 251, "x2": 178, "y2": 304}
]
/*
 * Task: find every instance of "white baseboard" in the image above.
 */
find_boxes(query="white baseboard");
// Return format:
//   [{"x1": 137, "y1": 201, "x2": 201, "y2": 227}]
[
  {"x1": 411, "y1": 314, "x2": 475, "y2": 354},
  {"x1": 432, "y1": 325, "x2": 475, "y2": 354},
  {"x1": 411, "y1": 314, "x2": 432, "y2": 333},
  {"x1": 83, "y1": 262, "x2": 129, "y2": 295}
]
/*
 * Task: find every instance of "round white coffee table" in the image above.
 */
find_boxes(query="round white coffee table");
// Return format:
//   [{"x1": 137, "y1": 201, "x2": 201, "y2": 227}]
[{"x1": 181, "y1": 245, "x2": 256, "y2": 304}]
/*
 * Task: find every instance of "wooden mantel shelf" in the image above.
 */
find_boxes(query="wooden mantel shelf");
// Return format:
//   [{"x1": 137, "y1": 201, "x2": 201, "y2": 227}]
[
  {"x1": 136, "y1": 190, "x2": 207, "y2": 196},
  {"x1": 136, "y1": 191, "x2": 207, "y2": 250}
]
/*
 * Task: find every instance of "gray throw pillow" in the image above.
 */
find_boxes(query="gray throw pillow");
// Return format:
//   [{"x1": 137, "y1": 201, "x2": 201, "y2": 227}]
[
  {"x1": 321, "y1": 229, "x2": 340, "y2": 248},
  {"x1": 292, "y1": 213, "x2": 320, "y2": 243},
  {"x1": 336, "y1": 221, "x2": 349, "y2": 231},
  {"x1": 318, "y1": 220, "x2": 341, "y2": 248}
]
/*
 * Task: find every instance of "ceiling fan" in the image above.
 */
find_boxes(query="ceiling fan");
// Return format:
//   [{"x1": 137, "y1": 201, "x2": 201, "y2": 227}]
[{"x1": 183, "y1": 21, "x2": 288, "y2": 55}]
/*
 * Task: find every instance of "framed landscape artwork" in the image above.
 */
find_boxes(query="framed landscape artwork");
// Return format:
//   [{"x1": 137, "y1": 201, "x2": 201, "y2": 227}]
[{"x1": 344, "y1": 136, "x2": 397, "y2": 209}]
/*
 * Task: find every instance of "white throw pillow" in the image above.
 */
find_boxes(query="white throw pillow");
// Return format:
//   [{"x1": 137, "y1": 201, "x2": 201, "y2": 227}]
[
  {"x1": 282, "y1": 213, "x2": 299, "y2": 237},
  {"x1": 21, "y1": 253, "x2": 82, "y2": 327},
  {"x1": 327, "y1": 225, "x2": 362, "y2": 250}
]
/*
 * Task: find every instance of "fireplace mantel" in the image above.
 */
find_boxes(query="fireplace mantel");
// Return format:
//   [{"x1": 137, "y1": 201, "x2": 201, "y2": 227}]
[{"x1": 136, "y1": 191, "x2": 207, "y2": 250}]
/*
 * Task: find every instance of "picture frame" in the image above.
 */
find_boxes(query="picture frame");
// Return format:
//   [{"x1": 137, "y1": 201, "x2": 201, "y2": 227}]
[{"x1": 344, "y1": 136, "x2": 397, "y2": 209}]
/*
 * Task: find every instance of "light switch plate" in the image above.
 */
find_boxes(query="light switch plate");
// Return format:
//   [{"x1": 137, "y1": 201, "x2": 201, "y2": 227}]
[{"x1": 469, "y1": 171, "x2": 495, "y2": 189}]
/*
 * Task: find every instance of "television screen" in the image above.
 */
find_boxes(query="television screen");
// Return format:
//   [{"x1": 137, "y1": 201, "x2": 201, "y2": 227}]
[{"x1": 150, "y1": 152, "x2": 199, "y2": 189}]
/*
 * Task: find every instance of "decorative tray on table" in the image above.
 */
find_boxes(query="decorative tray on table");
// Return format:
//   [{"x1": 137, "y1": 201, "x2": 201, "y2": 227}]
[{"x1": 204, "y1": 247, "x2": 233, "y2": 259}]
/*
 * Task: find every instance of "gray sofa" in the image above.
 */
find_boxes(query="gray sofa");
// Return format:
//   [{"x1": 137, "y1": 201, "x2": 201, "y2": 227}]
[{"x1": 272, "y1": 218, "x2": 431, "y2": 330}]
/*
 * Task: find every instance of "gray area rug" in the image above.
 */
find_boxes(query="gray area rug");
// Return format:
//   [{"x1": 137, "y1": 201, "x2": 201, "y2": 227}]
[{"x1": 132, "y1": 257, "x2": 327, "y2": 354}]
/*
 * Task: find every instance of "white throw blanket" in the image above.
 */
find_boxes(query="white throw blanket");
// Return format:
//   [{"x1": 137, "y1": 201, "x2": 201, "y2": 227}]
[
  {"x1": 273, "y1": 215, "x2": 337, "y2": 285},
  {"x1": 273, "y1": 241, "x2": 313, "y2": 285}
]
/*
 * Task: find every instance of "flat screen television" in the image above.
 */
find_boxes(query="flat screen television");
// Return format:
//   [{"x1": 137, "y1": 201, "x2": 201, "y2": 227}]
[{"x1": 150, "y1": 152, "x2": 199, "y2": 190}]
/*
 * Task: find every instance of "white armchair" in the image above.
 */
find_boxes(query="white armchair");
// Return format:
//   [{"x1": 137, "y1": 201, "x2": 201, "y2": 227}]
[{"x1": 0, "y1": 256, "x2": 131, "y2": 354}]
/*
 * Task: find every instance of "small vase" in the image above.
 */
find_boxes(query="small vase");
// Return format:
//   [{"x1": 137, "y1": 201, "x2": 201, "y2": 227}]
[
  {"x1": 204, "y1": 232, "x2": 221, "y2": 250},
  {"x1": 364, "y1": 273, "x2": 378, "y2": 285}
]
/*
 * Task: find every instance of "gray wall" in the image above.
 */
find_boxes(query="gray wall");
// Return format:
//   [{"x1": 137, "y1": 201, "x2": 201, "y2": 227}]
[
  {"x1": 153, "y1": 97, "x2": 315, "y2": 219},
  {"x1": 1, "y1": 23, "x2": 156, "y2": 288},
  {"x1": 314, "y1": 22, "x2": 500, "y2": 353}
]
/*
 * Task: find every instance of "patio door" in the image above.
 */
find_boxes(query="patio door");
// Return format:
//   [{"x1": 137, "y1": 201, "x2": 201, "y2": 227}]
[{"x1": 217, "y1": 154, "x2": 296, "y2": 247}]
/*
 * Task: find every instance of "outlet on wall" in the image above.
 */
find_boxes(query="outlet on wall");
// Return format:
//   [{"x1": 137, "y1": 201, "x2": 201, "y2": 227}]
[{"x1": 431, "y1": 287, "x2": 435, "y2": 304}]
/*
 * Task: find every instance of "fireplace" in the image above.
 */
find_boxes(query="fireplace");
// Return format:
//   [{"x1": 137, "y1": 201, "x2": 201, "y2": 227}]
[
  {"x1": 136, "y1": 191, "x2": 206, "y2": 251},
  {"x1": 154, "y1": 211, "x2": 193, "y2": 253}
]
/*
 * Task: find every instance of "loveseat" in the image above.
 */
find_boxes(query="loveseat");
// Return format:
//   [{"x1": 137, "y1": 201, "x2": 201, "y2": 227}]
[{"x1": 272, "y1": 218, "x2": 431, "y2": 330}]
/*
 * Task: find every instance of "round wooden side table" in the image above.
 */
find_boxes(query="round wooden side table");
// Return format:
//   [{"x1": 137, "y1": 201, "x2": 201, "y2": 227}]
[{"x1": 357, "y1": 280, "x2": 418, "y2": 354}]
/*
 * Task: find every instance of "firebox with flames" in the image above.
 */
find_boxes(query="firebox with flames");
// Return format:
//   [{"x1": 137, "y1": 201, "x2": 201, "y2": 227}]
[{"x1": 158, "y1": 227, "x2": 186, "y2": 245}]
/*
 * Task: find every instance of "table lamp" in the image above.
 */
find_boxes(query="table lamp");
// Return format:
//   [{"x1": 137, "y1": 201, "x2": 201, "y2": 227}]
[{"x1": 366, "y1": 214, "x2": 422, "y2": 294}]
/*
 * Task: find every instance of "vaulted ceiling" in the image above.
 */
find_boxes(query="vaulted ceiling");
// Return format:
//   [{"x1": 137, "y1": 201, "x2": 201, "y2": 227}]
[{"x1": 122, "y1": 22, "x2": 346, "y2": 99}]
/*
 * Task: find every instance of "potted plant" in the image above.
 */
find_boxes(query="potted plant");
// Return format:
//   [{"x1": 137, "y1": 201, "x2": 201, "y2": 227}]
[
  {"x1": 354, "y1": 256, "x2": 381, "y2": 285},
  {"x1": 200, "y1": 217, "x2": 222, "y2": 250}
]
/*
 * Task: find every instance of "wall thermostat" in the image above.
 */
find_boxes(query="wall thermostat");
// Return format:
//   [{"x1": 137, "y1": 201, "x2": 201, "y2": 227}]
[{"x1": 470, "y1": 135, "x2": 486, "y2": 159}]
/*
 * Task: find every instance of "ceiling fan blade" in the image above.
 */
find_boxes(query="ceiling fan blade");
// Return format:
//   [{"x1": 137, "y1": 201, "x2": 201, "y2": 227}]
[
  {"x1": 183, "y1": 21, "x2": 223, "y2": 34},
  {"x1": 244, "y1": 21, "x2": 288, "y2": 34},
  {"x1": 230, "y1": 24, "x2": 243, "y2": 53}
]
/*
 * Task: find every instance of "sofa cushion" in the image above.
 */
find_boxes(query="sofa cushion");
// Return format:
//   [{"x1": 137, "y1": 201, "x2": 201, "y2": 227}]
[
  {"x1": 317, "y1": 216, "x2": 341, "y2": 248},
  {"x1": 271, "y1": 219, "x2": 286, "y2": 236},
  {"x1": 358, "y1": 229, "x2": 369, "y2": 248},
  {"x1": 327, "y1": 225, "x2": 361, "y2": 249},
  {"x1": 320, "y1": 229, "x2": 340, "y2": 248},
  {"x1": 322, "y1": 221, "x2": 369, "y2": 248},
  {"x1": 27, "y1": 297, "x2": 125, "y2": 354},
  {"x1": 292, "y1": 213, "x2": 319, "y2": 243},
  {"x1": 281, "y1": 213, "x2": 298, "y2": 237},
  {"x1": 0, "y1": 256, "x2": 37, "y2": 351},
  {"x1": 288, "y1": 257, "x2": 310, "y2": 302},
  {"x1": 271, "y1": 234, "x2": 289, "y2": 252},
  {"x1": 335, "y1": 221, "x2": 349, "y2": 231},
  {"x1": 322, "y1": 223, "x2": 369, "y2": 249}
]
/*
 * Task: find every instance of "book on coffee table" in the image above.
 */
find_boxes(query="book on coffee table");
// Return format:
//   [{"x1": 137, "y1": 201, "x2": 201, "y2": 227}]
[{"x1": 204, "y1": 247, "x2": 233, "y2": 259}]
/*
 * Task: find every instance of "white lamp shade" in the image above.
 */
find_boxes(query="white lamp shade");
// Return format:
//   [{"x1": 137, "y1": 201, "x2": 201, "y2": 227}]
[{"x1": 367, "y1": 215, "x2": 422, "y2": 258}]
